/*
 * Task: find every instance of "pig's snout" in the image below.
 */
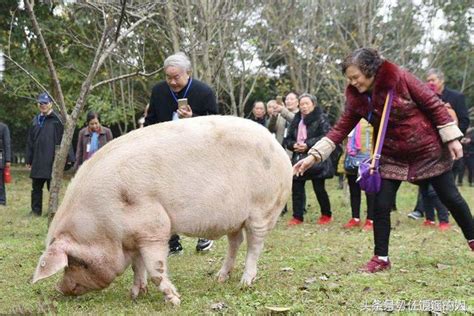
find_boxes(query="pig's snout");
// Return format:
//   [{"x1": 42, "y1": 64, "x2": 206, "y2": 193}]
[{"x1": 56, "y1": 279, "x2": 91, "y2": 296}]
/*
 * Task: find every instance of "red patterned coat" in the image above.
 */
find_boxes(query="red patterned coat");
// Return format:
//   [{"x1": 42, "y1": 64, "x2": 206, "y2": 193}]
[{"x1": 326, "y1": 61, "x2": 455, "y2": 182}]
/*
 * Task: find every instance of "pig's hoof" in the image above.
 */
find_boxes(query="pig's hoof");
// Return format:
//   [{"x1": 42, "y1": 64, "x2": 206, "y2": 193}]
[
  {"x1": 216, "y1": 270, "x2": 230, "y2": 283},
  {"x1": 240, "y1": 273, "x2": 256, "y2": 287},
  {"x1": 166, "y1": 295, "x2": 181, "y2": 306},
  {"x1": 130, "y1": 285, "x2": 148, "y2": 300}
]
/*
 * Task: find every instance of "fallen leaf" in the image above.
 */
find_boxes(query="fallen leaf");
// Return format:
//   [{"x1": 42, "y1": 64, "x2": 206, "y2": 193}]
[
  {"x1": 363, "y1": 287, "x2": 372, "y2": 292},
  {"x1": 415, "y1": 280, "x2": 428, "y2": 286},
  {"x1": 211, "y1": 302, "x2": 227, "y2": 311},
  {"x1": 280, "y1": 267, "x2": 294, "y2": 272},
  {"x1": 319, "y1": 275, "x2": 329, "y2": 281},
  {"x1": 304, "y1": 277, "x2": 317, "y2": 284},
  {"x1": 436, "y1": 263, "x2": 450, "y2": 270},
  {"x1": 327, "y1": 282, "x2": 339, "y2": 290},
  {"x1": 265, "y1": 306, "x2": 291, "y2": 312},
  {"x1": 399, "y1": 269, "x2": 409, "y2": 273}
]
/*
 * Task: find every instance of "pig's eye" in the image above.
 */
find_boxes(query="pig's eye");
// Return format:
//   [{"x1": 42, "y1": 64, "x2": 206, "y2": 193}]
[{"x1": 68, "y1": 255, "x2": 89, "y2": 269}]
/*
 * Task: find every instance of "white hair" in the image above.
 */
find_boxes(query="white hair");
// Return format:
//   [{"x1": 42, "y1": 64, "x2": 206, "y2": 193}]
[
  {"x1": 427, "y1": 68, "x2": 445, "y2": 81},
  {"x1": 164, "y1": 52, "x2": 192, "y2": 72}
]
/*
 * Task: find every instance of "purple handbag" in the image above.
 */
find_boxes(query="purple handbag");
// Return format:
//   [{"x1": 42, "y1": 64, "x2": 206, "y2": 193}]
[{"x1": 357, "y1": 91, "x2": 393, "y2": 193}]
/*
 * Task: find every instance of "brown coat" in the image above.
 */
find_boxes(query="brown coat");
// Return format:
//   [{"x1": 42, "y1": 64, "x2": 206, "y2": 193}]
[
  {"x1": 75, "y1": 126, "x2": 113, "y2": 169},
  {"x1": 326, "y1": 61, "x2": 455, "y2": 182}
]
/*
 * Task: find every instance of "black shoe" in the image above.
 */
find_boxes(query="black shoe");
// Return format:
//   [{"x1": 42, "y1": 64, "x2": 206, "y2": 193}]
[
  {"x1": 408, "y1": 210, "x2": 423, "y2": 220},
  {"x1": 196, "y1": 238, "x2": 213, "y2": 252},
  {"x1": 168, "y1": 242, "x2": 183, "y2": 256}
]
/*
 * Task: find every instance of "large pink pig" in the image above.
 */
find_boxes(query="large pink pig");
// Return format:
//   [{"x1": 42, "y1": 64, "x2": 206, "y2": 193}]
[{"x1": 32, "y1": 115, "x2": 292, "y2": 305}]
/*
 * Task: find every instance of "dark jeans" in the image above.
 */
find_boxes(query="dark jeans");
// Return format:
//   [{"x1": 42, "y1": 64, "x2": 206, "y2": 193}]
[
  {"x1": 419, "y1": 184, "x2": 449, "y2": 223},
  {"x1": 373, "y1": 171, "x2": 474, "y2": 256},
  {"x1": 0, "y1": 168, "x2": 5, "y2": 205},
  {"x1": 31, "y1": 178, "x2": 51, "y2": 215},
  {"x1": 347, "y1": 174, "x2": 375, "y2": 220},
  {"x1": 292, "y1": 178, "x2": 331, "y2": 221}
]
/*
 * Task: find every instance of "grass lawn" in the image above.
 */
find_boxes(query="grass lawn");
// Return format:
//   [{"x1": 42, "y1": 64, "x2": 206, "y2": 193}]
[{"x1": 0, "y1": 166, "x2": 473, "y2": 314}]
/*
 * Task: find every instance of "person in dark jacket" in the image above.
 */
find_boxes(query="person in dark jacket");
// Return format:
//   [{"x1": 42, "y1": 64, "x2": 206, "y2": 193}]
[
  {"x1": 294, "y1": 48, "x2": 474, "y2": 272},
  {"x1": 249, "y1": 101, "x2": 267, "y2": 126},
  {"x1": 286, "y1": 93, "x2": 334, "y2": 226},
  {"x1": 145, "y1": 52, "x2": 217, "y2": 254},
  {"x1": 427, "y1": 68, "x2": 470, "y2": 185},
  {"x1": 0, "y1": 122, "x2": 11, "y2": 206},
  {"x1": 74, "y1": 111, "x2": 113, "y2": 170},
  {"x1": 26, "y1": 92, "x2": 74, "y2": 216}
]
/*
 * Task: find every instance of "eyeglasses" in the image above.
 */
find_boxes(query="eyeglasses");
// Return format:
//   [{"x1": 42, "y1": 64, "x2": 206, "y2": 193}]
[
  {"x1": 165, "y1": 72, "x2": 187, "y2": 82},
  {"x1": 38, "y1": 102, "x2": 49, "y2": 106}
]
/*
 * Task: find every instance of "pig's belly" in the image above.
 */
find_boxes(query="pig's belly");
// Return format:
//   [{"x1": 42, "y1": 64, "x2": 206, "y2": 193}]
[{"x1": 168, "y1": 207, "x2": 252, "y2": 240}]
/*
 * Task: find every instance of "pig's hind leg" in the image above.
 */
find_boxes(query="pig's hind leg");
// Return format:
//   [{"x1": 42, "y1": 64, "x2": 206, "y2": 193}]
[
  {"x1": 135, "y1": 203, "x2": 181, "y2": 305},
  {"x1": 130, "y1": 254, "x2": 148, "y2": 300},
  {"x1": 240, "y1": 221, "x2": 267, "y2": 286},
  {"x1": 217, "y1": 228, "x2": 244, "y2": 282}
]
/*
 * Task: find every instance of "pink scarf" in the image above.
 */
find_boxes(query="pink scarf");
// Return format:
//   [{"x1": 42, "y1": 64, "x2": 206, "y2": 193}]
[{"x1": 297, "y1": 118, "x2": 307, "y2": 144}]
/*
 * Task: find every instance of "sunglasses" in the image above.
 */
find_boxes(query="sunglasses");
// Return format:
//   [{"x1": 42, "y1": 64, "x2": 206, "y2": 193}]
[{"x1": 38, "y1": 102, "x2": 50, "y2": 105}]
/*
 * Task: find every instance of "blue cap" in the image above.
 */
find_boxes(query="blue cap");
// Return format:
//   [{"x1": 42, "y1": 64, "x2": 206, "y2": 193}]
[{"x1": 37, "y1": 92, "x2": 52, "y2": 104}]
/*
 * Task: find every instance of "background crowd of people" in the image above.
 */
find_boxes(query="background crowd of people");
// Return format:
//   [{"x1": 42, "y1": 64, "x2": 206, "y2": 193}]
[{"x1": 0, "y1": 49, "x2": 472, "y2": 273}]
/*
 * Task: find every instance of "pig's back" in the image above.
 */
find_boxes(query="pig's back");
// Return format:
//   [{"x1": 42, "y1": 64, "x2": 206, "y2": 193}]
[{"x1": 61, "y1": 116, "x2": 292, "y2": 238}]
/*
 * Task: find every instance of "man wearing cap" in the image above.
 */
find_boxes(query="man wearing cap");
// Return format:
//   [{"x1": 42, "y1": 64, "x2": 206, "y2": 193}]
[
  {"x1": 0, "y1": 121, "x2": 11, "y2": 206},
  {"x1": 145, "y1": 52, "x2": 218, "y2": 254},
  {"x1": 26, "y1": 92, "x2": 74, "y2": 216}
]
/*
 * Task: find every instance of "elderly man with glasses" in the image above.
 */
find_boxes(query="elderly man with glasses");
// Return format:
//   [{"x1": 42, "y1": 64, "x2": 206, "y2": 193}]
[{"x1": 145, "y1": 52, "x2": 218, "y2": 254}]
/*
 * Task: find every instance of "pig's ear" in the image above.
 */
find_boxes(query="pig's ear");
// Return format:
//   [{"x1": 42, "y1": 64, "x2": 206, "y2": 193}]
[{"x1": 32, "y1": 243, "x2": 68, "y2": 283}]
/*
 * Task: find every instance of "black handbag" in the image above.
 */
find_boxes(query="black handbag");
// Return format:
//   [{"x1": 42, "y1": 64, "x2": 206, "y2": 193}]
[
  {"x1": 344, "y1": 124, "x2": 371, "y2": 174},
  {"x1": 344, "y1": 152, "x2": 369, "y2": 173},
  {"x1": 291, "y1": 152, "x2": 333, "y2": 179}
]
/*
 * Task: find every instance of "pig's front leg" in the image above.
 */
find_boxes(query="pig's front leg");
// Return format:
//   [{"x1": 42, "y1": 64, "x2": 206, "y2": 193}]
[
  {"x1": 136, "y1": 204, "x2": 181, "y2": 305},
  {"x1": 217, "y1": 229, "x2": 244, "y2": 282},
  {"x1": 130, "y1": 254, "x2": 148, "y2": 300}
]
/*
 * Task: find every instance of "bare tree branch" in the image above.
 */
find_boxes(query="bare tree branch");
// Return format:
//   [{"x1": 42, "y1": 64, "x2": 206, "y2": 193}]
[
  {"x1": 90, "y1": 67, "x2": 163, "y2": 91},
  {"x1": 24, "y1": 0, "x2": 68, "y2": 120}
]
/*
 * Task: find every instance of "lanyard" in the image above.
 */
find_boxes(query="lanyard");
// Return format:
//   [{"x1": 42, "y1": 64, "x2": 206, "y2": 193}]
[
  {"x1": 367, "y1": 95, "x2": 373, "y2": 122},
  {"x1": 168, "y1": 78, "x2": 193, "y2": 104},
  {"x1": 37, "y1": 115, "x2": 46, "y2": 128}
]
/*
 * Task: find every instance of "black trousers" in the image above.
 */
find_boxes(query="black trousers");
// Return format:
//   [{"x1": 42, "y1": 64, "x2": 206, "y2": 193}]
[
  {"x1": 452, "y1": 159, "x2": 464, "y2": 184},
  {"x1": 420, "y1": 184, "x2": 449, "y2": 222},
  {"x1": 0, "y1": 168, "x2": 5, "y2": 205},
  {"x1": 463, "y1": 155, "x2": 474, "y2": 184},
  {"x1": 31, "y1": 178, "x2": 51, "y2": 215},
  {"x1": 347, "y1": 174, "x2": 375, "y2": 220},
  {"x1": 292, "y1": 178, "x2": 331, "y2": 221},
  {"x1": 373, "y1": 171, "x2": 474, "y2": 256}
]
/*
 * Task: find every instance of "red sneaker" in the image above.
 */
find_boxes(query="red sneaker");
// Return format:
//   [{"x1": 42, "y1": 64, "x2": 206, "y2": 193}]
[
  {"x1": 438, "y1": 222, "x2": 451, "y2": 231},
  {"x1": 468, "y1": 240, "x2": 474, "y2": 251},
  {"x1": 360, "y1": 256, "x2": 391, "y2": 273},
  {"x1": 287, "y1": 218, "x2": 303, "y2": 226},
  {"x1": 343, "y1": 218, "x2": 361, "y2": 228},
  {"x1": 423, "y1": 220, "x2": 436, "y2": 227},
  {"x1": 362, "y1": 219, "x2": 373, "y2": 231},
  {"x1": 317, "y1": 215, "x2": 332, "y2": 225}
]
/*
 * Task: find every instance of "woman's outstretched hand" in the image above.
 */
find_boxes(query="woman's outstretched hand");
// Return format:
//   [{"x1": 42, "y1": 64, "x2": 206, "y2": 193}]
[{"x1": 293, "y1": 154, "x2": 319, "y2": 177}]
